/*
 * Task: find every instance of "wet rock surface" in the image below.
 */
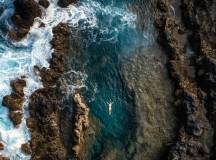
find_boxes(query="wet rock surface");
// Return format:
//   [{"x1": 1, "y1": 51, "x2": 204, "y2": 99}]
[
  {"x1": 155, "y1": 0, "x2": 216, "y2": 159},
  {"x1": 9, "y1": 0, "x2": 42, "y2": 40},
  {"x1": 71, "y1": 93, "x2": 89, "y2": 158},
  {"x1": 21, "y1": 143, "x2": 31, "y2": 155},
  {"x1": 0, "y1": 142, "x2": 4, "y2": 150},
  {"x1": 0, "y1": 156, "x2": 9, "y2": 160},
  {"x1": 28, "y1": 22, "x2": 90, "y2": 159},
  {"x1": 2, "y1": 79, "x2": 26, "y2": 126},
  {"x1": 28, "y1": 23, "x2": 70, "y2": 160},
  {"x1": 58, "y1": 0, "x2": 76, "y2": 8},
  {"x1": 39, "y1": 0, "x2": 50, "y2": 8}
]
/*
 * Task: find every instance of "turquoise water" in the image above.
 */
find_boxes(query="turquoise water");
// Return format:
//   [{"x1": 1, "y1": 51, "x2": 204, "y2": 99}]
[{"x1": 0, "y1": 0, "x2": 156, "y2": 159}]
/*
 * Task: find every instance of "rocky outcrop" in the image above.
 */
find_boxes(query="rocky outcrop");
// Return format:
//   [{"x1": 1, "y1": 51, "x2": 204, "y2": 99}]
[
  {"x1": 9, "y1": 0, "x2": 42, "y2": 40},
  {"x1": 0, "y1": 156, "x2": 9, "y2": 160},
  {"x1": 2, "y1": 79, "x2": 26, "y2": 126},
  {"x1": 58, "y1": 0, "x2": 76, "y2": 8},
  {"x1": 0, "y1": 143, "x2": 8, "y2": 160},
  {"x1": 155, "y1": 0, "x2": 216, "y2": 159},
  {"x1": 35, "y1": 23, "x2": 70, "y2": 87},
  {"x1": 28, "y1": 21, "x2": 90, "y2": 159},
  {"x1": 21, "y1": 143, "x2": 31, "y2": 155},
  {"x1": 39, "y1": 0, "x2": 50, "y2": 8},
  {"x1": 28, "y1": 23, "x2": 70, "y2": 160},
  {"x1": 0, "y1": 142, "x2": 4, "y2": 150},
  {"x1": 72, "y1": 93, "x2": 89, "y2": 157}
]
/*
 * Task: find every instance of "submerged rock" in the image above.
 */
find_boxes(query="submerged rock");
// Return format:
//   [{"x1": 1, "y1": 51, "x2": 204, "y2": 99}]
[{"x1": 121, "y1": 48, "x2": 177, "y2": 160}]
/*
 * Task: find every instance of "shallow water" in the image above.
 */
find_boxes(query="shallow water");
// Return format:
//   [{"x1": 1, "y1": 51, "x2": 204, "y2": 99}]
[{"x1": 0, "y1": 0, "x2": 157, "y2": 159}]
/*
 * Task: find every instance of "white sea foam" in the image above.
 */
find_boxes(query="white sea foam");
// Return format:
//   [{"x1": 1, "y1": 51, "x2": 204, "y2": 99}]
[{"x1": 0, "y1": 0, "x2": 138, "y2": 159}]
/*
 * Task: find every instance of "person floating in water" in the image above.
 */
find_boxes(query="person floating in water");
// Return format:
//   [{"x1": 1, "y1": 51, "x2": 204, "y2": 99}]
[{"x1": 108, "y1": 101, "x2": 113, "y2": 115}]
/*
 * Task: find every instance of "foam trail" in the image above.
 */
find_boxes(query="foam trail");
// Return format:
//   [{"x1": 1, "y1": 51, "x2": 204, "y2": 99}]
[{"x1": 0, "y1": 0, "x2": 139, "y2": 159}]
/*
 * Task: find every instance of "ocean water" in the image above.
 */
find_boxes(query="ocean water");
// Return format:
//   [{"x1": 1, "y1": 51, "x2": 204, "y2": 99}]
[
  {"x1": 0, "y1": 0, "x2": 156, "y2": 159},
  {"x1": 65, "y1": 0, "x2": 157, "y2": 158}
]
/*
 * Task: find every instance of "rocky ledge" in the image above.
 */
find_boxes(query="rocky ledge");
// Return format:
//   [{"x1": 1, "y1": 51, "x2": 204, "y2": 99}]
[
  {"x1": 2, "y1": 79, "x2": 26, "y2": 126},
  {"x1": 9, "y1": 0, "x2": 42, "y2": 40},
  {"x1": 28, "y1": 23, "x2": 70, "y2": 160},
  {"x1": 0, "y1": 156, "x2": 9, "y2": 160},
  {"x1": 58, "y1": 0, "x2": 76, "y2": 8},
  {"x1": 72, "y1": 93, "x2": 89, "y2": 158},
  {"x1": 39, "y1": 0, "x2": 50, "y2": 9},
  {"x1": 155, "y1": 0, "x2": 216, "y2": 159},
  {"x1": 28, "y1": 22, "x2": 89, "y2": 159}
]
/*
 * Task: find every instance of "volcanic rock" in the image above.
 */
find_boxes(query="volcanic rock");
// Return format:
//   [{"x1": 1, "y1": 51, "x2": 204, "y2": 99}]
[
  {"x1": 58, "y1": 0, "x2": 76, "y2": 7},
  {"x1": 10, "y1": 79, "x2": 26, "y2": 96},
  {"x1": 21, "y1": 143, "x2": 31, "y2": 155},
  {"x1": 72, "y1": 93, "x2": 89, "y2": 157},
  {"x1": 28, "y1": 23, "x2": 70, "y2": 160},
  {"x1": 0, "y1": 142, "x2": 4, "y2": 150},
  {"x1": 39, "y1": 0, "x2": 50, "y2": 8},
  {"x1": 155, "y1": 0, "x2": 215, "y2": 159},
  {"x1": 157, "y1": 0, "x2": 169, "y2": 12},
  {"x1": 2, "y1": 79, "x2": 26, "y2": 126},
  {"x1": 0, "y1": 156, "x2": 9, "y2": 160},
  {"x1": 2, "y1": 93, "x2": 24, "y2": 111},
  {"x1": 9, "y1": 111, "x2": 23, "y2": 126},
  {"x1": 9, "y1": 0, "x2": 42, "y2": 40}
]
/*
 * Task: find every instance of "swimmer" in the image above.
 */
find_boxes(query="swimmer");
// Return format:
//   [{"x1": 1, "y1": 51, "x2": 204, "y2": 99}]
[{"x1": 108, "y1": 101, "x2": 113, "y2": 115}]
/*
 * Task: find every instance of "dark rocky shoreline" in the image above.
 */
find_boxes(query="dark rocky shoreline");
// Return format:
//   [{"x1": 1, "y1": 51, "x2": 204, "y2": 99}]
[
  {"x1": 9, "y1": 0, "x2": 42, "y2": 41},
  {"x1": 155, "y1": 0, "x2": 216, "y2": 159},
  {"x1": 1, "y1": 0, "x2": 90, "y2": 159}
]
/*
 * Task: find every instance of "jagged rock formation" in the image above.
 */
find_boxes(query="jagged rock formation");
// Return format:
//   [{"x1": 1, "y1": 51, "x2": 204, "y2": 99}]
[
  {"x1": 58, "y1": 0, "x2": 76, "y2": 8},
  {"x1": 35, "y1": 23, "x2": 70, "y2": 87},
  {"x1": 0, "y1": 156, "x2": 9, "y2": 160},
  {"x1": 21, "y1": 143, "x2": 31, "y2": 155},
  {"x1": 28, "y1": 23, "x2": 70, "y2": 160},
  {"x1": 39, "y1": 0, "x2": 50, "y2": 8},
  {"x1": 2, "y1": 79, "x2": 26, "y2": 126},
  {"x1": 0, "y1": 142, "x2": 4, "y2": 150},
  {"x1": 155, "y1": 0, "x2": 216, "y2": 159},
  {"x1": 9, "y1": 0, "x2": 42, "y2": 40},
  {"x1": 28, "y1": 22, "x2": 89, "y2": 159},
  {"x1": 72, "y1": 93, "x2": 89, "y2": 157}
]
